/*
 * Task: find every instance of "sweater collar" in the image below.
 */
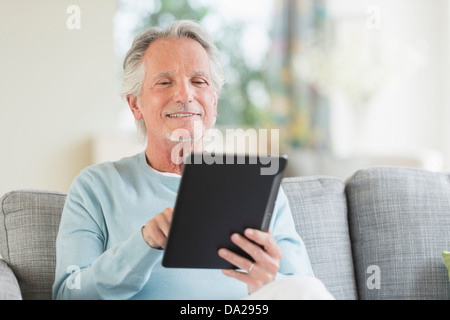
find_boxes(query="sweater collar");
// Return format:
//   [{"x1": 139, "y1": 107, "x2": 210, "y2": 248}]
[{"x1": 137, "y1": 151, "x2": 181, "y2": 183}]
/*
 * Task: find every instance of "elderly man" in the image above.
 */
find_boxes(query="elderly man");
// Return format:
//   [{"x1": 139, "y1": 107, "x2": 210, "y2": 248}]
[{"x1": 53, "y1": 20, "x2": 330, "y2": 300}]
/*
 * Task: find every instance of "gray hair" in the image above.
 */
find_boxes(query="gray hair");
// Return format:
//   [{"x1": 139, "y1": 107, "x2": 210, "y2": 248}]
[{"x1": 121, "y1": 20, "x2": 225, "y2": 139}]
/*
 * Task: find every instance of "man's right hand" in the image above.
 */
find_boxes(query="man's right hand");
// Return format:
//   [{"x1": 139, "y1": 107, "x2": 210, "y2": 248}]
[{"x1": 141, "y1": 207, "x2": 174, "y2": 249}]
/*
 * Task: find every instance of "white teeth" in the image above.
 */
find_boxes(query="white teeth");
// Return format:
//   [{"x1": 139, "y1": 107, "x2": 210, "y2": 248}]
[{"x1": 167, "y1": 113, "x2": 196, "y2": 118}]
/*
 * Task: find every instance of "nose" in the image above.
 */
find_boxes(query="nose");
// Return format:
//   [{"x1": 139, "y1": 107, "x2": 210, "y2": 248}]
[{"x1": 173, "y1": 80, "x2": 194, "y2": 104}]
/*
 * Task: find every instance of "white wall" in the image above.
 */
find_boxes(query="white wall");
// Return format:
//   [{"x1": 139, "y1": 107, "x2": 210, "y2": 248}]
[
  {"x1": 0, "y1": 1, "x2": 122, "y2": 196},
  {"x1": 326, "y1": 0, "x2": 450, "y2": 171},
  {"x1": 444, "y1": 3, "x2": 450, "y2": 171}
]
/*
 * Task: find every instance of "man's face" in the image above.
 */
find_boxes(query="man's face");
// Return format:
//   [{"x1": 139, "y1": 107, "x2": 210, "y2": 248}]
[{"x1": 131, "y1": 37, "x2": 218, "y2": 145}]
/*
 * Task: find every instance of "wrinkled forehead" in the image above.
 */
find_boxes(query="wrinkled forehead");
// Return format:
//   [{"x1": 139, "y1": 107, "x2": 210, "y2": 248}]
[{"x1": 143, "y1": 37, "x2": 212, "y2": 78}]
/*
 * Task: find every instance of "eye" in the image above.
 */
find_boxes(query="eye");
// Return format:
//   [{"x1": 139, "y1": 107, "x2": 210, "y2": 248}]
[
  {"x1": 192, "y1": 78, "x2": 208, "y2": 86},
  {"x1": 157, "y1": 81, "x2": 171, "y2": 86}
]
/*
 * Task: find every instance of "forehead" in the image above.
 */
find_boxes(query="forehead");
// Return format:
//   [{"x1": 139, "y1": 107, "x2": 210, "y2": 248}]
[{"x1": 143, "y1": 37, "x2": 211, "y2": 76}]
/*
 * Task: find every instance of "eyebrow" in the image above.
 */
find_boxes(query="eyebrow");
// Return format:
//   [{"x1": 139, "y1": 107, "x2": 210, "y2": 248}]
[
  {"x1": 190, "y1": 70, "x2": 209, "y2": 78},
  {"x1": 152, "y1": 71, "x2": 172, "y2": 81}
]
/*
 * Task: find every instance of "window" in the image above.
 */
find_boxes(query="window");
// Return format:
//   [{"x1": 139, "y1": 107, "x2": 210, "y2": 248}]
[{"x1": 114, "y1": 0, "x2": 273, "y2": 128}]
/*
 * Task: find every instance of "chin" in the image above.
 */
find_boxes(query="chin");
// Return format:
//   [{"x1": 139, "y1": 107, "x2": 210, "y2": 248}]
[{"x1": 166, "y1": 126, "x2": 204, "y2": 142}]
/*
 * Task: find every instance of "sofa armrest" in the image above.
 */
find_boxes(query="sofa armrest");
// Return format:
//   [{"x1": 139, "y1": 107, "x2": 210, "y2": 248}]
[{"x1": 0, "y1": 259, "x2": 22, "y2": 300}]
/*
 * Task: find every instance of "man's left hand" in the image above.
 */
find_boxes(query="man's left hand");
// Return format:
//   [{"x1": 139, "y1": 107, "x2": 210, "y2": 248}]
[{"x1": 218, "y1": 228, "x2": 282, "y2": 294}]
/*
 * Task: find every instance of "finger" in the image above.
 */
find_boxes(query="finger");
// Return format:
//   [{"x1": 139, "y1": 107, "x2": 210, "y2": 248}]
[
  {"x1": 154, "y1": 213, "x2": 171, "y2": 237},
  {"x1": 144, "y1": 220, "x2": 167, "y2": 248},
  {"x1": 230, "y1": 233, "x2": 266, "y2": 264},
  {"x1": 244, "y1": 229, "x2": 282, "y2": 260},
  {"x1": 142, "y1": 208, "x2": 174, "y2": 249},
  {"x1": 161, "y1": 208, "x2": 174, "y2": 227},
  {"x1": 221, "y1": 268, "x2": 258, "y2": 283},
  {"x1": 218, "y1": 248, "x2": 254, "y2": 272},
  {"x1": 162, "y1": 207, "x2": 174, "y2": 218},
  {"x1": 221, "y1": 269, "x2": 246, "y2": 280},
  {"x1": 156, "y1": 208, "x2": 174, "y2": 237},
  {"x1": 232, "y1": 231, "x2": 280, "y2": 275}
]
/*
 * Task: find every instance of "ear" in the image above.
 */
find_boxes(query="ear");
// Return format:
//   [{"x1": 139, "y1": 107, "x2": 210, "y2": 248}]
[{"x1": 127, "y1": 96, "x2": 143, "y2": 121}]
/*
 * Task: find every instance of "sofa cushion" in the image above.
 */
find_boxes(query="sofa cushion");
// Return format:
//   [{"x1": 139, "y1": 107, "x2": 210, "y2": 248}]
[
  {"x1": 0, "y1": 259, "x2": 22, "y2": 299},
  {"x1": 282, "y1": 176, "x2": 357, "y2": 300},
  {"x1": 0, "y1": 190, "x2": 66, "y2": 300},
  {"x1": 346, "y1": 167, "x2": 450, "y2": 299}
]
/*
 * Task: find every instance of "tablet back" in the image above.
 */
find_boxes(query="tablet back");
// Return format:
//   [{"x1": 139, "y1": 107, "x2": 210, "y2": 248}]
[{"x1": 162, "y1": 153, "x2": 287, "y2": 269}]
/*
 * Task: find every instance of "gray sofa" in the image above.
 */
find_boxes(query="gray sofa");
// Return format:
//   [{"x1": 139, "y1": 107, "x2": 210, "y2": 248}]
[{"x1": 1, "y1": 166, "x2": 449, "y2": 300}]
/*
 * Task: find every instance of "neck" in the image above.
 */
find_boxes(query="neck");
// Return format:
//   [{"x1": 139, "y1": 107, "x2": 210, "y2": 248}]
[{"x1": 145, "y1": 138, "x2": 204, "y2": 175}]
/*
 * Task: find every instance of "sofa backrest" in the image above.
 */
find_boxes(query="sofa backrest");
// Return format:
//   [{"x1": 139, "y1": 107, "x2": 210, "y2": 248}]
[
  {"x1": 346, "y1": 167, "x2": 450, "y2": 299},
  {"x1": 0, "y1": 190, "x2": 65, "y2": 300},
  {"x1": 3, "y1": 167, "x2": 449, "y2": 300},
  {"x1": 2, "y1": 180, "x2": 357, "y2": 300},
  {"x1": 282, "y1": 176, "x2": 358, "y2": 300}
]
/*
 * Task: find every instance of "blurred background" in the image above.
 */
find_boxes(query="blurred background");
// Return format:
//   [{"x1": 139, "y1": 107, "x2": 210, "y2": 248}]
[{"x1": 1, "y1": 0, "x2": 449, "y2": 196}]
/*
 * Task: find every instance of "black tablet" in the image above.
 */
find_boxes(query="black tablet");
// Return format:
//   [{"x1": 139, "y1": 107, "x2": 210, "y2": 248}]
[{"x1": 162, "y1": 152, "x2": 288, "y2": 269}]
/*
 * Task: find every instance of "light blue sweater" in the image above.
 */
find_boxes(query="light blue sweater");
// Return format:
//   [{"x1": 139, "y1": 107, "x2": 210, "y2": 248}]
[{"x1": 52, "y1": 151, "x2": 313, "y2": 300}]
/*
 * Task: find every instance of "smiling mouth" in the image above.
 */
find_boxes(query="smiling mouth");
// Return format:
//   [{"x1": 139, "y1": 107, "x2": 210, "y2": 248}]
[{"x1": 166, "y1": 113, "x2": 201, "y2": 118}]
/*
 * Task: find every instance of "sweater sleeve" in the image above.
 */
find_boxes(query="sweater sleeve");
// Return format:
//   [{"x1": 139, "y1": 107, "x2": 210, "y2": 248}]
[{"x1": 52, "y1": 170, "x2": 162, "y2": 300}]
